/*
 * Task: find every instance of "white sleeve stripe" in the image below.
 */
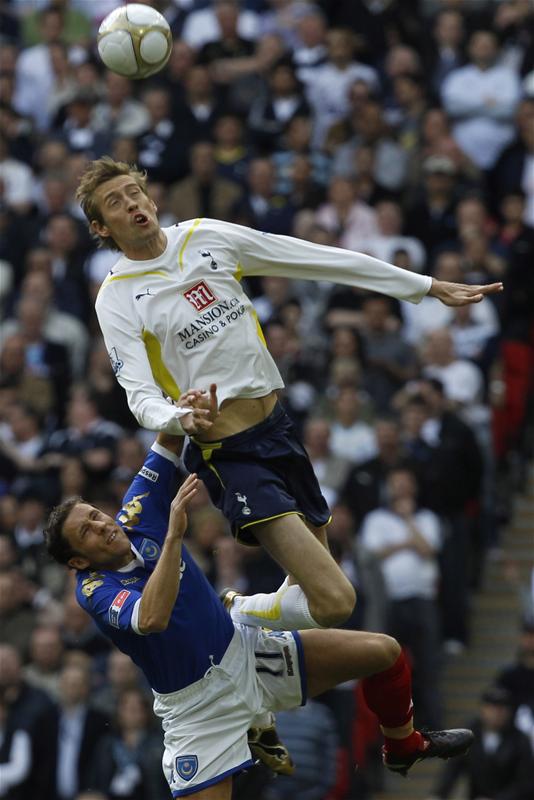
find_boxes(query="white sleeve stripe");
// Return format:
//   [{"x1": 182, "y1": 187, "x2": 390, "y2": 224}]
[
  {"x1": 151, "y1": 441, "x2": 181, "y2": 467},
  {"x1": 130, "y1": 597, "x2": 148, "y2": 635}
]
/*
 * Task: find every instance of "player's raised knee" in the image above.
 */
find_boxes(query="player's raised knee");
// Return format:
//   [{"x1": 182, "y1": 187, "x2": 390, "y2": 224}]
[
  {"x1": 312, "y1": 581, "x2": 356, "y2": 627},
  {"x1": 375, "y1": 633, "x2": 402, "y2": 669}
]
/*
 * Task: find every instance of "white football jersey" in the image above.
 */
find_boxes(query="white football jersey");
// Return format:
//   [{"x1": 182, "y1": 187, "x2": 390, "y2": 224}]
[{"x1": 95, "y1": 218, "x2": 431, "y2": 433}]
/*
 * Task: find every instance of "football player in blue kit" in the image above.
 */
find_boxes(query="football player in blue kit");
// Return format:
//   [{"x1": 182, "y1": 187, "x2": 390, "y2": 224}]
[{"x1": 45, "y1": 386, "x2": 474, "y2": 800}]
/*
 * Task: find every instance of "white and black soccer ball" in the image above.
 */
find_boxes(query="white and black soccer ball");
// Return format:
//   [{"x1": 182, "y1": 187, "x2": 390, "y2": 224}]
[{"x1": 97, "y1": 3, "x2": 172, "y2": 80}]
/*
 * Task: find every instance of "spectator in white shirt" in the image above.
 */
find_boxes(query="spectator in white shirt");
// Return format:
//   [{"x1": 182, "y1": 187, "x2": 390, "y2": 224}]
[
  {"x1": 329, "y1": 386, "x2": 377, "y2": 466},
  {"x1": 345, "y1": 199, "x2": 426, "y2": 271},
  {"x1": 181, "y1": 0, "x2": 260, "y2": 50},
  {"x1": 441, "y1": 29, "x2": 521, "y2": 170},
  {"x1": 360, "y1": 466, "x2": 443, "y2": 728},
  {"x1": 421, "y1": 328, "x2": 490, "y2": 437},
  {"x1": 304, "y1": 28, "x2": 380, "y2": 147}
]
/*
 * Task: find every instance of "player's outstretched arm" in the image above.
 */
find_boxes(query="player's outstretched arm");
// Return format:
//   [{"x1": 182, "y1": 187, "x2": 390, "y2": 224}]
[
  {"x1": 137, "y1": 473, "x2": 198, "y2": 634},
  {"x1": 427, "y1": 278, "x2": 503, "y2": 306}
]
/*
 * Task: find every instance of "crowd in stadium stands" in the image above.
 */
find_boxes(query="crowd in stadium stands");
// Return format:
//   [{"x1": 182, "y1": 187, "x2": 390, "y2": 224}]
[{"x1": 0, "y1": 0, "x2": 533, "y2": 798}]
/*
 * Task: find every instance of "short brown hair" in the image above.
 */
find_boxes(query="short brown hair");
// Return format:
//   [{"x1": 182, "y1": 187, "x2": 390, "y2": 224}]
[
  {"x1": 75, "y1": 156, "x2": 148, "y2": 251},
  {"x1": 44, "y1": 496, "x2": 83, "y2": 565}
]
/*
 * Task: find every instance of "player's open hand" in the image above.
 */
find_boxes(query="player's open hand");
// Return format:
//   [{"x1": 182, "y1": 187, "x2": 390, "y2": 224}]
[
  {"x1": 428, "y1": 278, "x2": 503, "y2": 306},
  {"x1": 179, "y1": 384, "x2": 219, "y2": 435},
  {"x1": 168, "y1": 473, "x2": 198, "y2": 538}
]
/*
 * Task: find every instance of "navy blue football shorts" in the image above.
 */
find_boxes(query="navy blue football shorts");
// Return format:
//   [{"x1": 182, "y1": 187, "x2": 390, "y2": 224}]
[{"x1": 183, "y1": 403, "x2": 331, "y2": 545}]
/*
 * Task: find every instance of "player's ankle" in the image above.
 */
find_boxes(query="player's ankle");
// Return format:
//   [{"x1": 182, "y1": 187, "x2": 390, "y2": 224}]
[{"x1": 383, "y1": 729, "x2": 425, "y2": 757}]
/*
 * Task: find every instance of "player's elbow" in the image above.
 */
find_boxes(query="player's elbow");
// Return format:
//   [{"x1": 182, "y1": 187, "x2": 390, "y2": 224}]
[{"x1": 138, "y1": 611, "x2": 170, "y2": 634}]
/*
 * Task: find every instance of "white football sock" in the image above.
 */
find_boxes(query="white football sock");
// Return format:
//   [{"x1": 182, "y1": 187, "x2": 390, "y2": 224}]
[
  {"x1": 249, "y1": 711, "x2": 274, "y2": 731},
  {"x1": 229, "y1": 578, "x2": 322, "y2": 630}
]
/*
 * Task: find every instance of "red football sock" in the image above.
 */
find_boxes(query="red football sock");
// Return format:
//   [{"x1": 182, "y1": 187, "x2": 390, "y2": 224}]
[{"x1": 361, "y1": 651, "x2": 425, "y2": 755}]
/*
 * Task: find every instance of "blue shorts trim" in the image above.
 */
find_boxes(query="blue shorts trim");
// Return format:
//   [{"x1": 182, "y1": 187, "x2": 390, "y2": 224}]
[
  {"x1": 184, "y1": 403, "x2": 330, "y2": 545},
  {"x1": 171, "y1": 758, "x2": 254, "y2": 796},
  {"x1": 292, "y1": 630, "x2": 307, "y2": 706}
]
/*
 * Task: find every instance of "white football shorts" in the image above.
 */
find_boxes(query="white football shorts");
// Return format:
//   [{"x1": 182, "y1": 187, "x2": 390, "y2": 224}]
[{"x1": 153, "y1": 624, "x2": 306, "y2": 797}]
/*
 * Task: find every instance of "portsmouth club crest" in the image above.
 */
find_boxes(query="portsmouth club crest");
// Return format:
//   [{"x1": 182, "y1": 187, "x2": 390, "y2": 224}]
[{"x1": 175, "y1": 755, "x2": 198, "y2": 782}]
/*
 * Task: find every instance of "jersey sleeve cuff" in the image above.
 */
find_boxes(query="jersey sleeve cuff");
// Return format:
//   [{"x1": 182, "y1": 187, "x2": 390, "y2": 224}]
[
  {"x1": 151, "y1": 441, "x2": 181, "y2": 467},
  {"x1": 131, "y1": 597, "x2": 148, "y2": 636}
]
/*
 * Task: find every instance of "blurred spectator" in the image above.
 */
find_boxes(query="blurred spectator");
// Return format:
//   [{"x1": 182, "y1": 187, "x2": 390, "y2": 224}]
[
  {"x1": 168, "y1": 141, "x2": 242, "y2": 221},
  {"x1": 420, "y1": 328, "x2": 484, "y2": 417},
  {"x1": 23, "y1": 624, "x2": 64, "y2": 701},
  {"x1": 347, "y1": 199, "x2": 426, "y2": 272},
  {"x1": 272, "y1": 114, "x2": 331, "y2": 195},
  {"x1": 441, "y1": 29, "x2": 521, "y2": 170},
  {"x1": 302, "y1": 416, "x2": 351, "y2": 508},
  {"x1": 237, "y1": 158, "x2": 296, "y2": 234},
  {"x1": 449, "y1": 303, "x2": 499, "y2": 375},
  {"x1": 429, "y1": 686, "x2": 534, "y2": 800},
  {"x1": 263, "y1": 701, "x2": 338, "y2": 800},
  {"x1": 248, "y1": 58, "x2": 310, "y2": 154},
  {"x1": 13, "y1": 6, "x2": 67, "y2": 131},
  {"x1": 0, "y1": 133, "x2": 33, "y2": 215},
  {"x1": 426, "y1": 7, "x2": 466, "y2": 95},
  {"x1": 136, "y1": 86, "x2": 187, "y2": 185},
  {"x1": 181, "y1": 0, "x2": 260, "y2": 51},
  {"x1": 7, "y1": 268, "x2": 89, "y2": 378},
  {"x1": 44, "y1": 661, "x2": 110, "y2": 800},
  {"x1": 213, "y1": 113, "x2": 251, "y2": 187},
  {"x1": 328, "y1": 386, "x2": 377, "y2": 467},
  {"x1": 340, "y1": 417, "x2": 407, "y2": 529},
  {"x1": 0, "y1": 571, "x2": 35, "y2": 657},
  {"x1": 293, "y1": 7, "x2": 328, "y2": 77},
  {"x1": 43, "y1": 384, "x2": 123, "y2": 485},
  {"x1": 0, "y1": 643, "x2": 54, "y2": 800},
  {"x1": 360, "y1": 295, "x2": 418, "y2": 413},
  {"x1": 315, "y1": 176, "x2": 379, "y2": 248},
  {"x1": 92, "y1": 650, "x2": 143, "y2": 719},
  {"x1": 90, "y1": 688, "x2": 168, "y2": 800},
  {"x1": 92, "y1": 72, "x2": 150, "y2": 140},
  {"x1": 332, "y1": 100, "x2": 409, "y2": 194},
  {"x1": 42, "y1": 213, "x2": 91, "y2": 322},
  {"x1": 495, "y1": 618, "x2": 534, "y2": 750},
  {"x1": 305, "y1": 28, "x2": 379, "y2": 147},
  {"x1": 413, "y1": 378, "x2": 484, "y2": 649},
  {"x1": 0, "y1": 695, "x2": 32, "y2": 800},
  {"x1": 360, "y1": 466, "x2": 443, "y2": 728},
  {"x1": 490, "y1": 98, "x2": 534, "y2": 225},
  {"x1": 197, "y1": 0, "x2": 255, "y2": 67},
  {"x1": 406, "y1": 155, "x2": 459, "y2": 254}
]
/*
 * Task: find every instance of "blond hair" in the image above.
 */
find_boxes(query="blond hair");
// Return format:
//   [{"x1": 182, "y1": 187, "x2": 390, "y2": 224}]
[{"x1": 75, "y1": 156, "x2": 148, "y2": 251}]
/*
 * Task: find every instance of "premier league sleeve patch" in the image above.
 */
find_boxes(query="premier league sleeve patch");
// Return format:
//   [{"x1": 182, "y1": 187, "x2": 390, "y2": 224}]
[
  {"x1": 175, "y1": 755, "x2": 198, "y2": 782},
  {"x1": 109, "y1": 589, "x2": 131, "y2": 628}
]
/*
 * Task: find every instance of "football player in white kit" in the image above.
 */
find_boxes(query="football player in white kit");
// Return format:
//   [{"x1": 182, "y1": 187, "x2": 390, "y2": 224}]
[
  {"x1": 76, "y1": 156, "x2": 501, "y2": 637},
  {"x1": 45, "y1": 424, "x2": 474, "y2": 799}
]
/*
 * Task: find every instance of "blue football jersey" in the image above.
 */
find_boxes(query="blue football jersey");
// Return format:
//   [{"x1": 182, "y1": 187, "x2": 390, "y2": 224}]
[{"x1": 75, "y1": 445, "x2": 235, "y2": 694}]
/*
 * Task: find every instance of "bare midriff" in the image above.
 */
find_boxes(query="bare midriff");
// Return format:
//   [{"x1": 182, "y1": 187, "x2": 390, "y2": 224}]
[{"x1": 195, "y1": 391, "x2": 278, "y2": 441}]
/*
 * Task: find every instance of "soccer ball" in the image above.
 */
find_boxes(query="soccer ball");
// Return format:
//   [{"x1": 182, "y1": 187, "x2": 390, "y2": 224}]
[{"x1": 97, "y1": 3, "x2": 172, "y2": 80}]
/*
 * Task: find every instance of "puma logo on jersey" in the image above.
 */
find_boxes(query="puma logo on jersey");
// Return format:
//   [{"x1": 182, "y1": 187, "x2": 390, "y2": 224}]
[{"x1": 135, "y1": 288, "x2": 154, "y2": 300}]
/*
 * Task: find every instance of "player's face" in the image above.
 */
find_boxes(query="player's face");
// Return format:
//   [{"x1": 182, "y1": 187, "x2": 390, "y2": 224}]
[
  {"x1": 64, "y1": 501, "x2": 132, "y2": 570},
  {"x1": 91, "y1": 175, "x2": 159, "y2": 250}
]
